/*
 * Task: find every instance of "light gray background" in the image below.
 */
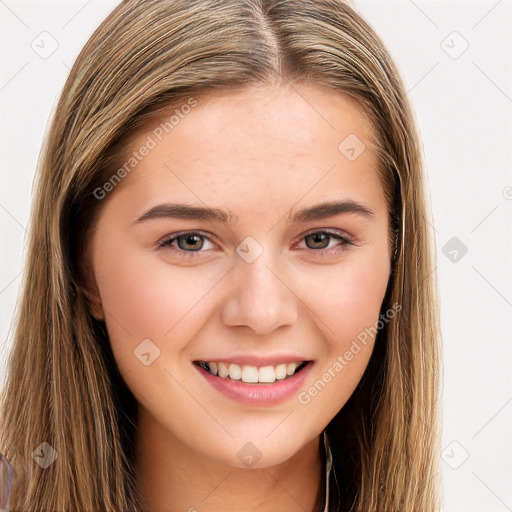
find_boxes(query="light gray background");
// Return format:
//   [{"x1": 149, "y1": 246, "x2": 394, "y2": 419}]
[{"x1": 1, "y1": 1, "x2": 511, "y2": 511}]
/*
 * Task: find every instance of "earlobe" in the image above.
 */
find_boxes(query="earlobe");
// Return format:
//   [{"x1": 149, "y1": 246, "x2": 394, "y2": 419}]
[
  {"x1": 80, "y1": 258, "x2": 105, "y2": 321},
  {"x1": 83, "y1": 285, "x2": 105, "y2": 321}
]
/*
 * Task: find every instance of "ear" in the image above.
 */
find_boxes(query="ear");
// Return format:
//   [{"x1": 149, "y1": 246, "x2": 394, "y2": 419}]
[
  {"x1": 82, "y1": 282, "x2": 105, "y2": 321},
  {"x1": 79, "y1": 253, "x2": 105, "y2": 322}
]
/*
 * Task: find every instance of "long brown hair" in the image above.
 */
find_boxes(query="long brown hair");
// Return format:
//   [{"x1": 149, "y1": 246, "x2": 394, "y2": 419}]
[{"x1": 0, "y1": 1, "x2": 442, "y2": 510}]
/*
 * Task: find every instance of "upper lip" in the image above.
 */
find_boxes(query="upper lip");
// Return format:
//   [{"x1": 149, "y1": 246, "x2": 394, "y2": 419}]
[{"x1": 193, "y1": 355, "x2": 312, "y2": 366}]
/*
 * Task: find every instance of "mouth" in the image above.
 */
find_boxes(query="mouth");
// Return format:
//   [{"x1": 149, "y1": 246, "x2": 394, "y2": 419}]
[{"x1": 193, "y1": 360, "x2": 310, "y2": 384}]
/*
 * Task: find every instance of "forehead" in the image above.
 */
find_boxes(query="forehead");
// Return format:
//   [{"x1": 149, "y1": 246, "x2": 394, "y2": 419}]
[{"x1": 110, "y1": 83, "x2": 385, "y2": 220}]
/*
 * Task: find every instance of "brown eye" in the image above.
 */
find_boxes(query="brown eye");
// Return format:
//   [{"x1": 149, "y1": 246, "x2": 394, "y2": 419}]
[
  {"x1": 158, "y1": 231, "x2": 215, "y2": 256},
  {"x1": 174, "y1": 234, "x2": 204, "y2": 251},
  {"x1": 305, "y1": 232, "x2": 331, "y2": 250},
  {"x1": 299, "y1": 230, "x2": 354, "y2": 255}
]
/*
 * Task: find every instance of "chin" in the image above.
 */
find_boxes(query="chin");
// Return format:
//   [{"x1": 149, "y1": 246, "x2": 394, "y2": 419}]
[{"x1": 192, "y1": 427, "x2": 317, "y2": 470}]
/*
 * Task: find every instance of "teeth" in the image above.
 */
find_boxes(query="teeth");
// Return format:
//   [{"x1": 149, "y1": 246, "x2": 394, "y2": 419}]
[
  {"x1": 242, "y1": 365, "x2": 259, "y2": 383},
  {"x1": 198, "y1": 360, "x2": 305, "y2": 383},
  {"x1": 275, "y1": 364, "x2": 287, "y2": 380},
  {"x1": 217, "y1": 362, "x2": 228, "y2": 378},
  {"x1": 286, "y1": 363, "x2": 297, "y2": 376},
  {"x1": 258, "y1": 366, "x2": 275, "y2": 383},
  {"x1": 228, "y1": 363, "x2": 242, "y2": 380}
]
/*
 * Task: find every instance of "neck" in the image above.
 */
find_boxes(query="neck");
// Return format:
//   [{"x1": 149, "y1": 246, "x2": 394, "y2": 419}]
[{"x1": 134, "y1": 406, "x2": 324, "y2": 512}]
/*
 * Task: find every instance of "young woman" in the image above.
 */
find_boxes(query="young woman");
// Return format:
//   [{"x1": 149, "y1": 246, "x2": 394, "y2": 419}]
[{"x1": 0, "y1": 1, "x2": 442, "y2": 510}]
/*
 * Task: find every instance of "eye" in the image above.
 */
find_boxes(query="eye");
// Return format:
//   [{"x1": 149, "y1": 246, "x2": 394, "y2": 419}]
[
  {"x1": 297, "y1": 230, "x2": 354, "y2": 255},
  {"x1": 157, "y1": 229, "x2": 354, "y2": 259},
  {"x1": 158, "y1": 231, "x2": 216, "y2": 255}
]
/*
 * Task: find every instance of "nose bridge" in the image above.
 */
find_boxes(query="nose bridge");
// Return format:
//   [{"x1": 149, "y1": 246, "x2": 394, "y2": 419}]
[{"x1": 220, "y1": 240, "x2": 298, "y2": 334}]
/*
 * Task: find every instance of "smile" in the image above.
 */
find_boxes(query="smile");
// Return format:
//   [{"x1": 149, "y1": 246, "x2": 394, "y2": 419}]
[
  {"x1": 193, "y1": 359, "x2": 313, "y2": 406},
  {"x1": 194, "y1": 360, "x2": 308, "y2": 384}
]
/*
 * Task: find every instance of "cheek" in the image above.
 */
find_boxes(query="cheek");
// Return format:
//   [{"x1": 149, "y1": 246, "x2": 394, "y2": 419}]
[
  {"x1": 297, "y1": 249, "x2": 389, "y2": 405},
  {"x1": 295, "y1": 267, "x2": 389, "y2": 416},
  {"x1": 337, "y1": 261, "x2": 389, "y2": 336},
  {"x1": 322, "y1": 255, "x2": 390, "y2": 396},
  {"x1": 92, "y1": 240, "x2": 218, "y2": 356},
  {"x1": 299, "y1": 251, "x2": 390, "y2": 346}
]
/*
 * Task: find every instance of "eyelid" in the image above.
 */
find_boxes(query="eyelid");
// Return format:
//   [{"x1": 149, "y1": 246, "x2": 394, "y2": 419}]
[{"x1": 298, "y1": 227, "x2": 355, "y2": 244}]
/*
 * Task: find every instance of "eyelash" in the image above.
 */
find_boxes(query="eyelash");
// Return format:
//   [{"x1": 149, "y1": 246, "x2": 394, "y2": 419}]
[{"x1": 157, "y1": 229, "x2": 354, "y2": 259}]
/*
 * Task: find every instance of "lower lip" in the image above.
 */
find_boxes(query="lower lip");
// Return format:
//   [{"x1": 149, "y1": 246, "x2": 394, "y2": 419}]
[{"x1": 195, "y1": 363, "x2": 313, "y2": 406}]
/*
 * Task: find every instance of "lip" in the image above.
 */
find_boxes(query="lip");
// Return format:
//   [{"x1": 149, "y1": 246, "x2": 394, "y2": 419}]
[{"x1": 195, "y1": 360, "x2": 313, "y2": 406}]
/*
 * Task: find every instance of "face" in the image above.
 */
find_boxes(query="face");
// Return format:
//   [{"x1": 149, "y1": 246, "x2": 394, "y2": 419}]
[{"x1": 85, "y1": 83, "x2": 392, "y2": 469}]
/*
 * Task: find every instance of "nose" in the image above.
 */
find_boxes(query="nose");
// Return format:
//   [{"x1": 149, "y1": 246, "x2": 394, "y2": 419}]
[{"x1": 220, "y1": 251, "x2": 299, "y2": 335}]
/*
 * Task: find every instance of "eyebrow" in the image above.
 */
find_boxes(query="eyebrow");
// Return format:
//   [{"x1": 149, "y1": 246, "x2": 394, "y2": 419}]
[{"x1": 135, "y1": 200, "x2": 375, "y2": 224}]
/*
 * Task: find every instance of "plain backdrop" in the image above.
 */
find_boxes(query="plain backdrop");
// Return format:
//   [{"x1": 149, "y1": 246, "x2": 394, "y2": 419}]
[{"x1": 1, "y1": 1, "x2": 511, "y2": 511}]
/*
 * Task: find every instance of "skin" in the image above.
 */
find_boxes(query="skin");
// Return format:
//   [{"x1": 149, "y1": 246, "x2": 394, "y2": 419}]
[{"x1": 84, "y1": 82, "x2": 392, "y2": 512}]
